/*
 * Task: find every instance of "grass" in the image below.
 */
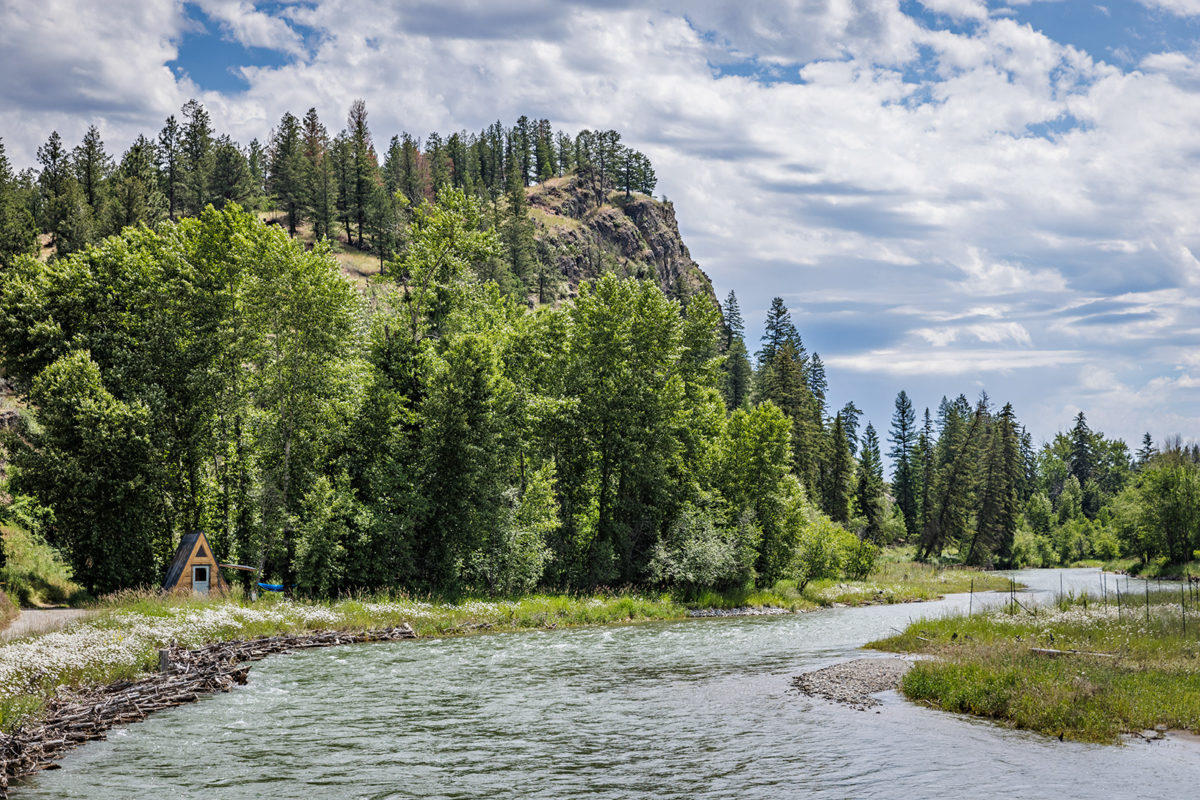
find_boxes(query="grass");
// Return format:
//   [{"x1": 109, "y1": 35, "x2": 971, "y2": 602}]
[{"x1": 868, "y1": 588, "x2": 1200, "y2": 743}]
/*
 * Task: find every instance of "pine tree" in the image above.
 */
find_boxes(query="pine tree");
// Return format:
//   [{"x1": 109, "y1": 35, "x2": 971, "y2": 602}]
[
  {"x1": 917, "y1": 408, "x2": 935, "y2": 536},
  {"x1": 0, "y1": 138, "x2": 39, "y2": 267},
  {"x1": 210, "y1": 135, "x2": 251, "y2": 209},
  {"x1": 722, "y1": 290, "x2": 743, "y2": 348},
  {"x1": 757, "y1": 297, "x2": 803, "y2": 366},
  {"x1": 720, "y1": 337, "x2": 752, "y2": 410},
  {"x1": 72, "y1": 125, "x2": 111, "y2": 221},
  {"x1": 181, "y1": 99, "x2": 214, "y2": 215},
  {"x1": 1136, "y1": 432, "x2": 1155, "y2": 469},
  {"x1": 820, "y1": 413, "x2": 854, "y2": 524},
  {"x1": 300, "y1": 109, "x2": 335, "y2": 240},
  {"x1": 889, "y1": 390, "x2": 919, "y2": 536},
  {"x1": 856, "y1": 422, "x2": 885, "y2": 540},
  {"x1": 345, "y1": 99, "x2": 378, "y2": 248},
  {"x1": 268, "y1": 112, "x2": 304, "y2": 235},
  {"x1": 107, "y1": 135, "x2": 164, "y2": 233},
  {"x1": 158, "y1": 115, "x2": 183, "y2": 219},
  {"x1": 246, "y1": 138, "x2": 268, "y2": 211},
  {"x1": 501, "y1": 157, "x2": 537, "y2": 294},
  {"x1": 918, "y1": 400, "x2": 986, "y2": 560},
  {"x1": 967, "y1": 403, "x2": 1022, "y2": 566},
  {"x1": 36, "y1": 131, "x2": 77, "y2": 251},
  {"x1": 1069, "y1": 411, "x2": 1094, "y2": 486},
  {"x1": 840, "y1": 401, "x2": 862, "y2": 456}
]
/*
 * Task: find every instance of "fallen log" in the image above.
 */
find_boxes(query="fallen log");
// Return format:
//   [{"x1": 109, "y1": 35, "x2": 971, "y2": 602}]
[
  {"x1": 0, "y1": 623, "x2": 415, "y2": 797},
  {"x1": 1031, "y1": 647, "x2": 1115, "y2": 658}
]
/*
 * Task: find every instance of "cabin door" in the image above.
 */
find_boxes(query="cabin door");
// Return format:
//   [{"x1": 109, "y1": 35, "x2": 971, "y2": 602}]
[{"x1": 192, "y1": 565, "x2": 210, "y2": 595}]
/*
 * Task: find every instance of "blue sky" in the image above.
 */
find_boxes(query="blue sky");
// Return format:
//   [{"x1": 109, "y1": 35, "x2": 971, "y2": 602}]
[{"x1": 2, "y1": 0, "x2": 1200, "y2": 454}]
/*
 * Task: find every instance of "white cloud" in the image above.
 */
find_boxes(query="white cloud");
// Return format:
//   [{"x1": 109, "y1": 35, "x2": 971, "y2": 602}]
[
  {"x1": 1136, "y1": 0, "x2": 1200, "y2": 16},
  {"x1": 827, "y1": 347, "x2": 1083, "y2": 375},
  {"x1": 190, "y1": 0, "x2": 306, "y2": 56},
  {"x1": 918, "y1": 0, "x2": 990, "y2": 21}
]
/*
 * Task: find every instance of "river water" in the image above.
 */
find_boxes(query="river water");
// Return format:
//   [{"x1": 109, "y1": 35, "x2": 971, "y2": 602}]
[{"x1": 18, "y1": 569, "x2": 1200, "y2": 799}]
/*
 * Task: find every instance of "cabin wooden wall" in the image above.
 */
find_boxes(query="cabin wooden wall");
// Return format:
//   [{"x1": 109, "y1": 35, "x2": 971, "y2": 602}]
[{"x1": 175, "y1": 536, "x2": 228, "y2": 594}]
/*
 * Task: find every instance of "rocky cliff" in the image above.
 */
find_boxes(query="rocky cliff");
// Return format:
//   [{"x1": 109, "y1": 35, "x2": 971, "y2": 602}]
[{"x1": 527, "y1": 175, "x2": 716, "y2": 305}]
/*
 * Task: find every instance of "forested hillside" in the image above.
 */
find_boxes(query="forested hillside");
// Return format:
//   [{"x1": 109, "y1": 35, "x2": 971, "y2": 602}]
[
  {"x1": 0, "y1": 99, "x2": 1196, "y2": 599},
  {"x1": 0, "y1": 100, "x2": 710, "y2": 305}
]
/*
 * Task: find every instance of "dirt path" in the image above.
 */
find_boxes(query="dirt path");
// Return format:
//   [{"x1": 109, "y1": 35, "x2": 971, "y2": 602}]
[{"x1": 2, "y1": 608, "x2": 95, "y2": 641}]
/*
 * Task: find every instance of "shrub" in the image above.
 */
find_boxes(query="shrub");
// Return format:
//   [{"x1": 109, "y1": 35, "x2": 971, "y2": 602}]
[{"x1": 648, "y1": 497, "x2": 756, "y2": 591}]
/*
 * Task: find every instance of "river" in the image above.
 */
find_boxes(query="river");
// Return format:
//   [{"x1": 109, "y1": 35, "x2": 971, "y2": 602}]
[{"x1": 17, "y1": 569, "x2": 1200, "y2": 798}]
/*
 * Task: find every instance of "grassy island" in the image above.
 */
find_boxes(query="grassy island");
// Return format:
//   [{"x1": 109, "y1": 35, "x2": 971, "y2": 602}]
[{"x1": 869, "y1": 587, "x2": 1200, "y2": 743}]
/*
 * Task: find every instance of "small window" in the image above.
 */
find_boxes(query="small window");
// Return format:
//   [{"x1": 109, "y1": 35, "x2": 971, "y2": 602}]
[{"x1": 194, "y1": 566, "x2": 208, "y2": 582}]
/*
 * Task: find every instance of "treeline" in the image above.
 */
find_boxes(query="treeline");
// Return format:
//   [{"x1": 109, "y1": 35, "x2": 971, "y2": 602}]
[
  {"x1": 0, "y1": 98, "x2": 657, "y2": 290},
  {"x1": 0, "y1": 197, "x2": 878, "y2": 597}
]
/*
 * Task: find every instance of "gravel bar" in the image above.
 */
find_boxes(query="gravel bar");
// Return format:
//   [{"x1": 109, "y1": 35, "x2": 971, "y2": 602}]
[{"x1": 791, "y1": 658, "x2": 912, "y2": 710}]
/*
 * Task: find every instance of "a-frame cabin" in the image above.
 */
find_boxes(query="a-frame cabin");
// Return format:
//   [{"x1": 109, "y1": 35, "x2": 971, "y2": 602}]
[{"x1": 163, "y1": 530, "x2": 228, "y2": 595}]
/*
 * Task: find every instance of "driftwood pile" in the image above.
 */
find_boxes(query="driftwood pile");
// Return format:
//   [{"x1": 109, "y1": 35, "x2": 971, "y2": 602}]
[{"x1": 0, "y1": 624, "x2": 415, "y2": 796}]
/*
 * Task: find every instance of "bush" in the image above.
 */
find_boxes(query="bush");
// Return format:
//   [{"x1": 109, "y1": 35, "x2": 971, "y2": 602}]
[
  {"x1": 1009, "y1": 528, "x2": 1042, "y2": 568},
  {"x1": 791, "y1": 510, "x2": 859, "y2": 590},
  {"x1": 648, "y1": 497, "x2": 756, "y2": 591},
  {"x1": 843, "y1": 537, "x2": 879, "y2": 580},
  {"x1": 0, "y1": 523, "x2": 82, "y2": 606}
]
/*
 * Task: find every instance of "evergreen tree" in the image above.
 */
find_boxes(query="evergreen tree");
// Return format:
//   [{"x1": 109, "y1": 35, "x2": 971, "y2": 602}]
[
  {"x1": 36, "y1": 131, "x2": 77, "y2": 252},
  {"x1": 966, "y1": 403, "x2": 1021, "y2": 566},
  {"x1": 72, "y1": 125, "x2": 111, "y2": 222},
  {"x1": 0, "y1": 139, "x2": 38, "y2": 267},
  {"x1": 721, "y1": 337, "x2": 752, "y2": 410},
  {"x1": 889, "y1": 390, "x2": 919, "y2": 536},
  {"x1": 345, "y1": 99, "x2": 378, "y2": 247},
  {"x1": 820, "y1": 413, "x2": 854, "y2": 524},
  {"x1": 107, "y1": 135, "x2": 164, "y2": 233},
  {"x1": 268, "y1": 112, "x2": 305, "y2": 235},
  {"x1": 918, "y1": 399, "x2": 986, "y2": 560},
  {"x1": 181, "y1": 99, "x2": 214, "y2": 215},
  {"x1": 300, "y1": 108, "x2": 335, "y2": 240},
  {"x1": 246, "y1": 138, "x2": 268, "y2": 211},
  {"x1": 840, "y1": 401, "x2": 862, "y2": 456},
  {"x1": 1136, "y1": 432, "x2": 1155, "y2": 468},
  {"x1": 501, "y1": 157, "x2": 537, "y2": 294},
  {"x1": 722, "y1": 290, "x2": 743, "y2": 349},
  {"x1": 856, "y1": 422, "x2": 885, "y2": 540},
  {"x1": 210, "y1": 135, "x2": 251, "y2": 209},
  {"x1": 1069, "y1": 411, "x2": 1094, "y2": 487},
  {"x1": 757, "y1": 297, "x2": 803, "y2": 366},
  {"x1": 157, "y1": 114, "x2": 183, "y2": 219}
]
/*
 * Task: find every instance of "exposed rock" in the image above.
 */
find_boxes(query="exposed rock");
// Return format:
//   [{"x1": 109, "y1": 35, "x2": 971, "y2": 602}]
[
  {"x1": 791, "y1": 658, "x2": 913, "y2": 710},
  {"x1": 528, "y1": 175, "x2": 716, "y2": 305}
]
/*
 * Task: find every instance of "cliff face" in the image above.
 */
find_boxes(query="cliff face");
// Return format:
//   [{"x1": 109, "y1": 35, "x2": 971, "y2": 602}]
[{"x1": 527, "y1": 175, "x2": 716, "y2": 304}]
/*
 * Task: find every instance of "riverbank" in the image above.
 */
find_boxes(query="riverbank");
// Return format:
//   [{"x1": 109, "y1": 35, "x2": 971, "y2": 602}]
[{"x1": 867, "y1": 589, "x2": 1200, "y2": 743}]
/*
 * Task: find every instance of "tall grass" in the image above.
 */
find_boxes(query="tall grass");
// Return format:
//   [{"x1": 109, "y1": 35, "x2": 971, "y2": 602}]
[{"x1": 869, "y1": 589, "x2": 1200, "y2": 742}]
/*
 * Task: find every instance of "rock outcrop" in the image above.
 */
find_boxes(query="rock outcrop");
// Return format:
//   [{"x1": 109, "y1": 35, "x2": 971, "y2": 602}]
[{"x1": 528, "y1": 175, "x2": 716, "y2": 304}]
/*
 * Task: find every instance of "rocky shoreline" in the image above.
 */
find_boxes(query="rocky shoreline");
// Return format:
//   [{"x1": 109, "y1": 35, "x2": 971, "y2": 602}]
[
  {"x1": 791, "y1": 658, "x2": 913, "y2": 710},
  {"x1": 0, "y1": 625, "x2": 415, "y2": 798}
]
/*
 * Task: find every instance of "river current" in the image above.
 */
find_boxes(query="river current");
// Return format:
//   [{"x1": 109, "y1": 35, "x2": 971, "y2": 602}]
[{"x1": 18, "y1": 569, "x2": 1200, "y2": 799}]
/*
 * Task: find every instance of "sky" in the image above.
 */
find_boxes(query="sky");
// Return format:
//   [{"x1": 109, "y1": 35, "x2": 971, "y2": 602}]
[{"x1": 1, "y1": 0, "x2": 1199, "y2": 454}]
